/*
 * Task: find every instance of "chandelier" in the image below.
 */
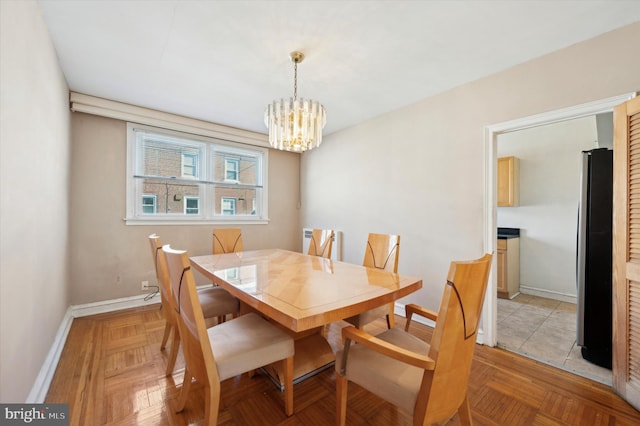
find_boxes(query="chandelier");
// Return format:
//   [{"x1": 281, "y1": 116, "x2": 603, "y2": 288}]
[{"x1": 264, "y1": 51, "x2": 326, "y2": 152}]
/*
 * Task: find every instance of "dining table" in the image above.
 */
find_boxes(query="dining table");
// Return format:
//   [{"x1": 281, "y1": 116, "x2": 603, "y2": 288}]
[{"x1": 189, "y1": 248, "x2": 422, "y2": 388}]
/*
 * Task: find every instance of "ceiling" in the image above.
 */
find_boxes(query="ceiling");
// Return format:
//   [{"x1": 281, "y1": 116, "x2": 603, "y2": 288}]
[{"x1": 38, "y1": 1, "x2": 640, "y2": 136}]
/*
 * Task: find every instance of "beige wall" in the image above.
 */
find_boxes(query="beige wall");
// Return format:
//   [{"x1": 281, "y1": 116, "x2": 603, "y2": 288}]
[
  {"x1": 0, "y1": 0, "x2": 71, "y2": 401},
  {"x1": 301, "y1": 22, "x2": 640, "y2": 313},
  {"x1": 69, "y1": 113, "x2": 301, "y2": 304}
]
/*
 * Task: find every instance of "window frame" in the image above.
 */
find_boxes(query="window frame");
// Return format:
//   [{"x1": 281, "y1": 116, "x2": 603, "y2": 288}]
[{"x1": 126, "y1": 123, "x2": 269, "y2": 225}]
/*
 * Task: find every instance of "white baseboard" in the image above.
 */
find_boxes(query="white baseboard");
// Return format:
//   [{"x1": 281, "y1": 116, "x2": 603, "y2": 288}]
[
  {"x1": 519, "y1": 286, "x2": 577, "y2": 304},
  {"x1": 71, "y1": 291, "x2": 160, "y2": 318},
  {"x1": 26, "y1": 307, "x2": 74, "y2": 403},
  {"x1": 26, "y1": 291, "x2": 162, "y2": 402}
]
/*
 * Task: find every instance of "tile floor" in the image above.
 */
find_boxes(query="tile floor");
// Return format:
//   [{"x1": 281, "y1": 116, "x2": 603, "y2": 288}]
[{"x1": 497, "y1": 293, "x2": 612, "y2": 385}]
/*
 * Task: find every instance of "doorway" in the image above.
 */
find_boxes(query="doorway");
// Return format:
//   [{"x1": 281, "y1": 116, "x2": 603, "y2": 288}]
[
  {"x1": 481, "y1": 93, "x2": 635, "y2": 383},
  {"x1": 495, "y1": 116, "x2": 611, "y2": 384}
]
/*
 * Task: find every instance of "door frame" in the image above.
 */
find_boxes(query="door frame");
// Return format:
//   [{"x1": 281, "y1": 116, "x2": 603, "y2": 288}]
[{"x1": 481, "y1": 92, "x2": 636, "y2": 347}]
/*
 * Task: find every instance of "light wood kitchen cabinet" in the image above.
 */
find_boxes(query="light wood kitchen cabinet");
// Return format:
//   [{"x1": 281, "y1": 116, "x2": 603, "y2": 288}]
[
  {"x1": 497, "y1": 238, "x2": 520, "y2": 299},
  {"x1": 497, "y1": 156, "x2": 520, "y2": 207}
]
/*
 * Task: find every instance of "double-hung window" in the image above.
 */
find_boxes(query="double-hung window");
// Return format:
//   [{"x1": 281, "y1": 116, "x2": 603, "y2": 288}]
[{"x1": 126, "y1": 124, "x2": 268, "y2": 224}]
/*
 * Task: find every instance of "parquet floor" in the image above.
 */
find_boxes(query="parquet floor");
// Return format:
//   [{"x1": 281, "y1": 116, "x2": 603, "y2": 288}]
[{"x1": 46, "y1": 304, "x2": 640, "y2": 425}]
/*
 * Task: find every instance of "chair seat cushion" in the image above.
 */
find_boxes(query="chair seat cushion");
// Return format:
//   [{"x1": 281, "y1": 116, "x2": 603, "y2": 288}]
[
  {"x1": 198, "y1": 286, "x2": 240, "y2": 318},
  {"x1": 335, "y1": 328, "x2": 430, "y2": 415},
  {"x1": 208, "y1": 313, "x2": 294, "y2": 381}
]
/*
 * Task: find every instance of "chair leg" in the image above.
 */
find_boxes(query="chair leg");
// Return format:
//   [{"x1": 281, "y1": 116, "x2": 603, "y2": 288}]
[
  {"x1": 458, "y1": 394, "x2": 473, "y2": 426},
  {"x1": 386, "y1": 303, "x2": 395, "y2": 329},
  {"x1": 203, "y1": 384, "x2": 220, "y2": 426},
  {"x1": 165, "y1": 327, "x2": 181, "y2": 376},
  {"x1": 283, "y1": 356, "x2": 294, "y2": 416},
  {"x1": 160, "y1": 322, "x2": 172, "y2": 350},
  {"x1": 176, "y1": 368, "x2": 193, "y2": 413},
  {"x1": 336, "y1": 373, "x2": 348, "y2": 426}
]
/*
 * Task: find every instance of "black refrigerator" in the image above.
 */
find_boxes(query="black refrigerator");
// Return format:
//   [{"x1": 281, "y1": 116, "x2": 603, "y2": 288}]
[{"x1": 576, "y1": 148, "x2": 613, "y2": 369}]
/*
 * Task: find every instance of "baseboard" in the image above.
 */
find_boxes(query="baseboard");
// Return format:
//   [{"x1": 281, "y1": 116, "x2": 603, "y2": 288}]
[
  {"x1": 71, "y1": 291, "x2": 160, "y2": 318},
  {"x1": 519, "y1": 286, "x2": 577, "y2": 304},
  {"x1": 27, "y1": 291, "x2": 162, "y2": 402},
  {"x1": 26, "y1": 306, "x2": 74, "y2": 403}
]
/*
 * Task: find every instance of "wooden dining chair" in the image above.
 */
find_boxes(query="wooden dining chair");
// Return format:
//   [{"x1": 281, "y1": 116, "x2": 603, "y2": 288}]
[
  {"x1": 336, "y1": 253, "x2": 492, "y2": 426},
  {"x1": 148, "y1": 234, "x2": 240, "y2": 376},
  {"x1": 344, "y1": 233, "x2": 400, "y2": 329},
  {"x1": 162, "y1": 244, "x2": 294, "y2": 425},
  {"x1": 212, "y1": 227, "x2": 243, "y2": 254},
  {"x1": 307, "y1": 229, "x2": 334, "y2": 258}
]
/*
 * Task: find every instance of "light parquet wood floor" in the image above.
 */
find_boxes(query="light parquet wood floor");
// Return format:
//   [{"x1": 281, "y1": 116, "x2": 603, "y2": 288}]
[{"x1": 46, "y1": 304, "x2": 640, "y2": 425}]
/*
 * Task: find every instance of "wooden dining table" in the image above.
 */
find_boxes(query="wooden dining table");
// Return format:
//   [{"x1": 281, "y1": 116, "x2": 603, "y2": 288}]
[{"x1": 190, "y1": 248, "x2": 422, "y2": 387}]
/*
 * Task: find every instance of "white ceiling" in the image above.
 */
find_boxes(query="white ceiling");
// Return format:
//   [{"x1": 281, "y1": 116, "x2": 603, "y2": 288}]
[{"x1": 38, "y1": 0, "x2": 640, "y2": 136}]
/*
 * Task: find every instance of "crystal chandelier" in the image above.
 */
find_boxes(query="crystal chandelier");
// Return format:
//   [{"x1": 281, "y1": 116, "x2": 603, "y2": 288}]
[{"x1": 264, "y1": 51, "x2": 326, "y2": 152}]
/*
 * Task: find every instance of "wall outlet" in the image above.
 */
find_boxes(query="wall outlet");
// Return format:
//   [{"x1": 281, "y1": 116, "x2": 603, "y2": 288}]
[{"x1": 141, "y1": 280, "x2": 149, "y2": 291}]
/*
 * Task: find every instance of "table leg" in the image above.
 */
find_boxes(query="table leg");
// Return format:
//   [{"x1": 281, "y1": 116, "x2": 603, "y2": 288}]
[{"x1": 262, "y1": 332, "x2": 335, "y2": 390}]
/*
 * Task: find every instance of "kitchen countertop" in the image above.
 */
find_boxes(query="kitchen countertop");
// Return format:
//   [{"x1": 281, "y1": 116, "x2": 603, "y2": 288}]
[{"x1": 498, "y1": 227, "x2": 520, "y2": 239}]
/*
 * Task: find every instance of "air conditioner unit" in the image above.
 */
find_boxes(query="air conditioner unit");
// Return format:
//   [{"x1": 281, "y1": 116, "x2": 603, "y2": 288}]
[{"x1": 302, "y1": 228, "x2": 342, "y2": 261}]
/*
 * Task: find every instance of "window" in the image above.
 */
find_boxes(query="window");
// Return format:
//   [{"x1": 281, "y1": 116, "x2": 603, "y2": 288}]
[
  {"x1": 222, "y1": 197, "x2": 236, "y2": 215},
  {"x1": 142, "y1": 195, "x2": 157, "y2": 214},
  {"x1": 225, "y1": 158, "x2": 239, "y2": 181},
  {"x1": 126, "y1": 124, "x2": 268, "y2": 224},
  {"x1": 184, "y1": 196, "x2": 199, "y2": 214},
  {"x1": 182, "y1": 152, "x2": 198, "y2": 178}
]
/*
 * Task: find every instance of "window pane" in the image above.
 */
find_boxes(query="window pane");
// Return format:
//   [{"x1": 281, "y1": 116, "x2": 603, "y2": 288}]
[
  {"x1": 214, "y1": 186, "x2": 257, "y2": 216},
  {"x1": 140, "y1": 135, "x2": 202, "y2": 179},
  {"x1": 140, "y1": 177, "x2": 200, "y2": 215},
  {"x1": 213, "y1": 150, "x2": 258, "y2": 185}
]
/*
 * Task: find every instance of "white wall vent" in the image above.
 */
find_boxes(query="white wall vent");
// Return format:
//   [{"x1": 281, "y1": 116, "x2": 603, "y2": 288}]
[{"x1": 302, "y1": 228, "x2": 342, "y2": 261}]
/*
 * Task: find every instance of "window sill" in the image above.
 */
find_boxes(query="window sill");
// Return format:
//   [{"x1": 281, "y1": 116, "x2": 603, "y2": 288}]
[{"x1": 124, "y1": 218, "x2": 269, "y2": 226}]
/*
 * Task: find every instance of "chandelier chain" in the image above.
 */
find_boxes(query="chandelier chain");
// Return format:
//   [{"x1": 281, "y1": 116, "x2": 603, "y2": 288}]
[{"x1": 293, "y1": 61, "x2": 298, "y2": 100}]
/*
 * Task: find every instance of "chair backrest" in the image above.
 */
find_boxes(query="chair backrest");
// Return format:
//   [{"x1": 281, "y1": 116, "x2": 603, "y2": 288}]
[
  {"x1": 415, "y1": 253, "x2": 492, "y2": 423},
  {"x1": 212, "y1": 228, "x2": 243, "y2": 254},
  {"x1": 163, "y1": 244, "x2": 220, "y2": 388},
  {"x1": 362, "y1": 233, "x2": 400, "y2": 273},
  {"x1": 307, "y1": 229, "x2": 334, "y2": 258},
  {"x1": 148, "y1": 234, "x2": 173, "y2": 313}
]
